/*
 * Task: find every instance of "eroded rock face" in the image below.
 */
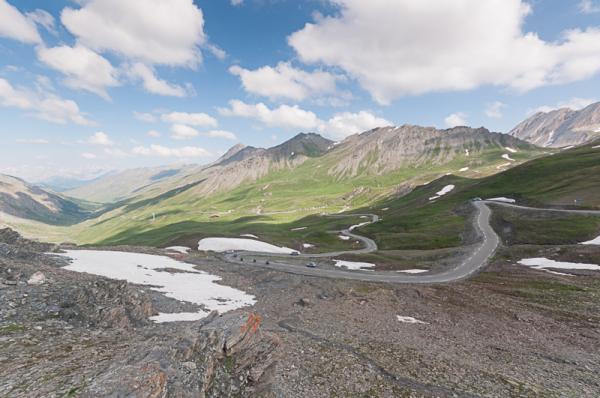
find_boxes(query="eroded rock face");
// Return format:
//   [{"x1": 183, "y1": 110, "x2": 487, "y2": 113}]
[
  {"x1": 0, "y1": 229, "x2": 280, "y2": 397},
  {"x1": 80, "y1": 312, "x2": 280, "y2": 398}
]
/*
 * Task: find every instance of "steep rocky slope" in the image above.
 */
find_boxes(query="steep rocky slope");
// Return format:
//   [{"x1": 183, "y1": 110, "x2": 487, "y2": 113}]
[
  {"x1": 510, "y1": 102, "x2": 600, "y2": 147},
  {"x1": 0, "y1": 174, "x2": 87, "y2": 225},
  {"x1": 0, "y1": 229, "x2": 280, "y2": 397},
  {"x1": 328, "y1": 125, "x2": 532, "y2": 177}
]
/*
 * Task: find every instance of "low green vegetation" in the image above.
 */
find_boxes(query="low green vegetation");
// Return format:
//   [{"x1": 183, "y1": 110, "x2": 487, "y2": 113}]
[
  {"x1": 8, "y1": 142, "x2": 599, "y2": 254},
  {"x1": 491, "y1": 206, "x2": 600, "y2": 245},
  {"x1": 0, "y1": 323, "x2": 25, "y2": 334}
]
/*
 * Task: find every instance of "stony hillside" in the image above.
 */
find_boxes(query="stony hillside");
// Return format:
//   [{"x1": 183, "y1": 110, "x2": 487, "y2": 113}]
[
  {"x1": 510, "y1": 102, "x2": 600, "y2": 147},
  {"x1": 328, "y1": 125, "x2": 532, "y2": 177},
  {"x1": 0, "y1": 174, "x2": 87, "y2": 225}
]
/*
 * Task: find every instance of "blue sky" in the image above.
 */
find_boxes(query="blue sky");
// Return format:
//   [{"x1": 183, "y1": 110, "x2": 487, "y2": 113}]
[{"x1": 1, "y1": 0, "x2": 599, "y2": 181}]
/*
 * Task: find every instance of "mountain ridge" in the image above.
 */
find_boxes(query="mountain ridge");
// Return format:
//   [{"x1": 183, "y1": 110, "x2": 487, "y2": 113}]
[{"x1": 509, "y1": 102, "x2": 600, "y2": 147}]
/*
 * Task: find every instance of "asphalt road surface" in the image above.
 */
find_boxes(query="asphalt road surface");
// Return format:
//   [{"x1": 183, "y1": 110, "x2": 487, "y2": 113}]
[
  {"x1": 222, "y1": 201, "x2": 500, "y2": 283},
  {"x1": 220, "y1": 200, "x2": 600, "y2": 283}
]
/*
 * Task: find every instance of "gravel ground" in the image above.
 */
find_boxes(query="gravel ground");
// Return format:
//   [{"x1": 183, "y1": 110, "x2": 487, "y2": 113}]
[{"x1": 1, "y1": 226, "x2": 599, "y2": 397}]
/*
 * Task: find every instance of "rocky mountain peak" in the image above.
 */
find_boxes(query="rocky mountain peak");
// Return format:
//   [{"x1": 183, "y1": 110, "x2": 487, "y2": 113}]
[
  {"x1": 218, "y1": 143, "x2": 247, "y2": 163},
  {"x1": 509, "y1": 101, "x2": 600, "y2": 147},
  {"x1": 266, "y1": 132, "x2": 334, "y2": 160}
]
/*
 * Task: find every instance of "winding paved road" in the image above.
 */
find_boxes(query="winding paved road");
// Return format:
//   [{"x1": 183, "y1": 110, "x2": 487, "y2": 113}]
[
  {"x1": 221, "y1": 201, "x2": 500, "y2": 283},
  {"x1": 220, "y1": 200, "x2": 600, "y2": 284}
]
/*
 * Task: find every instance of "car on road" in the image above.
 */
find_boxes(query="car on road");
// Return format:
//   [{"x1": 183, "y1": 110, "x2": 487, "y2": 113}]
[
  {"x1": 265, "y1": 260, "x2": 270, "y2": 265},
  {"x1": 306, "y1": 262, "x2": 317, "y2": 268},
  {"x1": 290, "y1": 251, "x2": 299, "y2": 256}
]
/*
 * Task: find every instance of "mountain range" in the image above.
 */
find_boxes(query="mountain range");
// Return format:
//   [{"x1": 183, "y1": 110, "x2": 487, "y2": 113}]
[
  {"x1": 1, "y1": 124, "x2": 546, "y2": 245},
  {"x1": 510, "y1": 102, "x2": 600, "y2": 148}
]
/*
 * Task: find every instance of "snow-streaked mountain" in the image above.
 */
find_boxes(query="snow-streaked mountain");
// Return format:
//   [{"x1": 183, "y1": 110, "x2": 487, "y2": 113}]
[{"x1": 509, "y1": 102, "x2": 600, "y2": 148}]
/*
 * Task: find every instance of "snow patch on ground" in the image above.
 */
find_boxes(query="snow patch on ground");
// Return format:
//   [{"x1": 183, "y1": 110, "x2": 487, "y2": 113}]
[
  {"x1": 518, "y1": 257, "x2": 600, "y2": 274},
  {"x1": 240, "y1": 234, "x2": 258, "y2": 239},
  {"x1": 333, "y1": 259, "x2": 375, "y2": 270},
  {"x1": 592, "y1": 145, "x2": 600, "y2": 149},
  {"x1": 502, "y1": 153, "x2": 515, "y2": 161},
  {"x1": 465, "y1": 149, "x2": 470, "y2": 156},
  {"x1": 302, "y1": 243, "x2": 315, "y2": 248},
  {"x1": 291, "y1": 227, "x2": 307, "y2": 231},
  {"x1": 381, "y1": 207, "x2": 389, "y2": 211},
  {"x1": 397, "y1": 269, "x2": 428, "y2": 274},
  {"x1": 429, "y1": 184, "x2": 455, "y2": 201},
  {"x1": 580, "y1": 235, "x2": 600, "y2": 245},
  {"x1": 198, "y1": 238, "x2": 296, "y2": 254},
  {"x1": 486, "y1": 197, "x2": 516, "y2": 203},
  {"x1": 165, "y1": 246, "x2": 191, "y2": 254},
  {"x1": 56, "y1": 250, "x2": 255, "y2": 323},
  {"x1": 397, "y1": 315, "x2": 427, "y2": 324},
  {"x1": 562, "y1": 145, "x2": 574, "y2": 150},
  {"x1": 338, "y1": 235, "x2": 351, "y2": 241},
  {"x1": 459, "y1": 167, "x2": 469, "y2": 172},
  {"x1": 505, "y1": 147, "x2": 518, "y2": 153},
  {"x1": 496, "y1": 162, "x2": 511, "y2": 169}
]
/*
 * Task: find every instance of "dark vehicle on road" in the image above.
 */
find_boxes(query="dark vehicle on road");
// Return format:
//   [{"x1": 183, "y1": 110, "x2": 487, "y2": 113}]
[{"x1": 306, "y1": 262, "x2": 317, "y2": 268}]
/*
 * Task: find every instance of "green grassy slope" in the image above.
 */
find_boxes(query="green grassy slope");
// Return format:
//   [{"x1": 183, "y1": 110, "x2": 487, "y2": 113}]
[
  {"x1": 68, "y1": 137, "x2": 543, "y2": 247},
  {"x1": 359, "y1": 143, "x2": 600, "y2": 250}
]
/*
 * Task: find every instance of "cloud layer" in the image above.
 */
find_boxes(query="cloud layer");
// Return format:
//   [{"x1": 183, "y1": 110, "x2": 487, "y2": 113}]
[{"x1": 289, "y1": 0, "x2": 600, "y2": 104}]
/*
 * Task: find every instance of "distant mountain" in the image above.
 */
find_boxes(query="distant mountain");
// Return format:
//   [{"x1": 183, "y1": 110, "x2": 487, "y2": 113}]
[
  {"x1": 0, "y1": 174, "x2": 87, "y2": 225},
  {"x1": 37, "y1": 172, "x2": 112, "y2": 192},
  {"x1": 54, "y1": 125, "x2": 544, "y2": 245},
  {"x1": 64, "y1": 165, "x2": 190, "y2": 203},
  {"x1": 65, "y1": 133, "x2": 335, "y2": 204},
  {"x1": 509, "y1": 102, "x2": 600, "y2": 148}
]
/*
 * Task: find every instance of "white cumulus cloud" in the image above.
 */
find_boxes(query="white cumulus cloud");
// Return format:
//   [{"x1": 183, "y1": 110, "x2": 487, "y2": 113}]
[
  {"x1": 219, "y1": 99, "x2": 390, "y2": 139},
  {"x1": 88, "y1": 132, "x2": 113, "y2": 146},
  {"x1": 0, "y1": 0, "x2": 41, "y2": 43},
  {"x1": 203, "y1": 130, "x2": 237, "y2": 140},
  {"x1": 218, "y1": 100, "x2": 320, "y2": 130},
  {"x1": 289, "y1": 0, "x2": 600, "y2": 104},
  {"x1": 0, "y1": 78, "x2": 93, "y2": 126},
  {"x1": 171, "y1": 124, "x2": 199, "y2": 140},
  {"x1": 531, "y1": 97, "x2": 597, "y2": 114},
  {"x1": 229, "y1": 62, "x2": 341, "y2": 101},
  {"x1": 485, "y1": 101, "x2": 507, "y2": 118},
  {"x1": 126, "y1": 63, "x2": 187, "y2": 97},
  {"x1": 61, "y1": 0, "x2": 206, "y2": 67},
  {"x1": 445, "y1": 113, "x2": 468, "y2": 127},
  {"x1": 161, "y1": 111, "x2": 217, "y2": 127},
  {"x1": 318, "y1": 111, "x2": 391, "y2": 140},
  {"x1": 37, "y1": 45, "x2": 120, "y2": 99},
  {"x1": 131, "y1": 144, "x2": 210, "y2": 158}
]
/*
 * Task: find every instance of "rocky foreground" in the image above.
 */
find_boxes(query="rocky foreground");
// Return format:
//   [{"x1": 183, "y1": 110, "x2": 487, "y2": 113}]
[
  {"x1": 0, "y1": 229, "x2": 279, "y2": 397},
  {"x1": 1, "y1": 227, "x2": 600, "y2": 397}
]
